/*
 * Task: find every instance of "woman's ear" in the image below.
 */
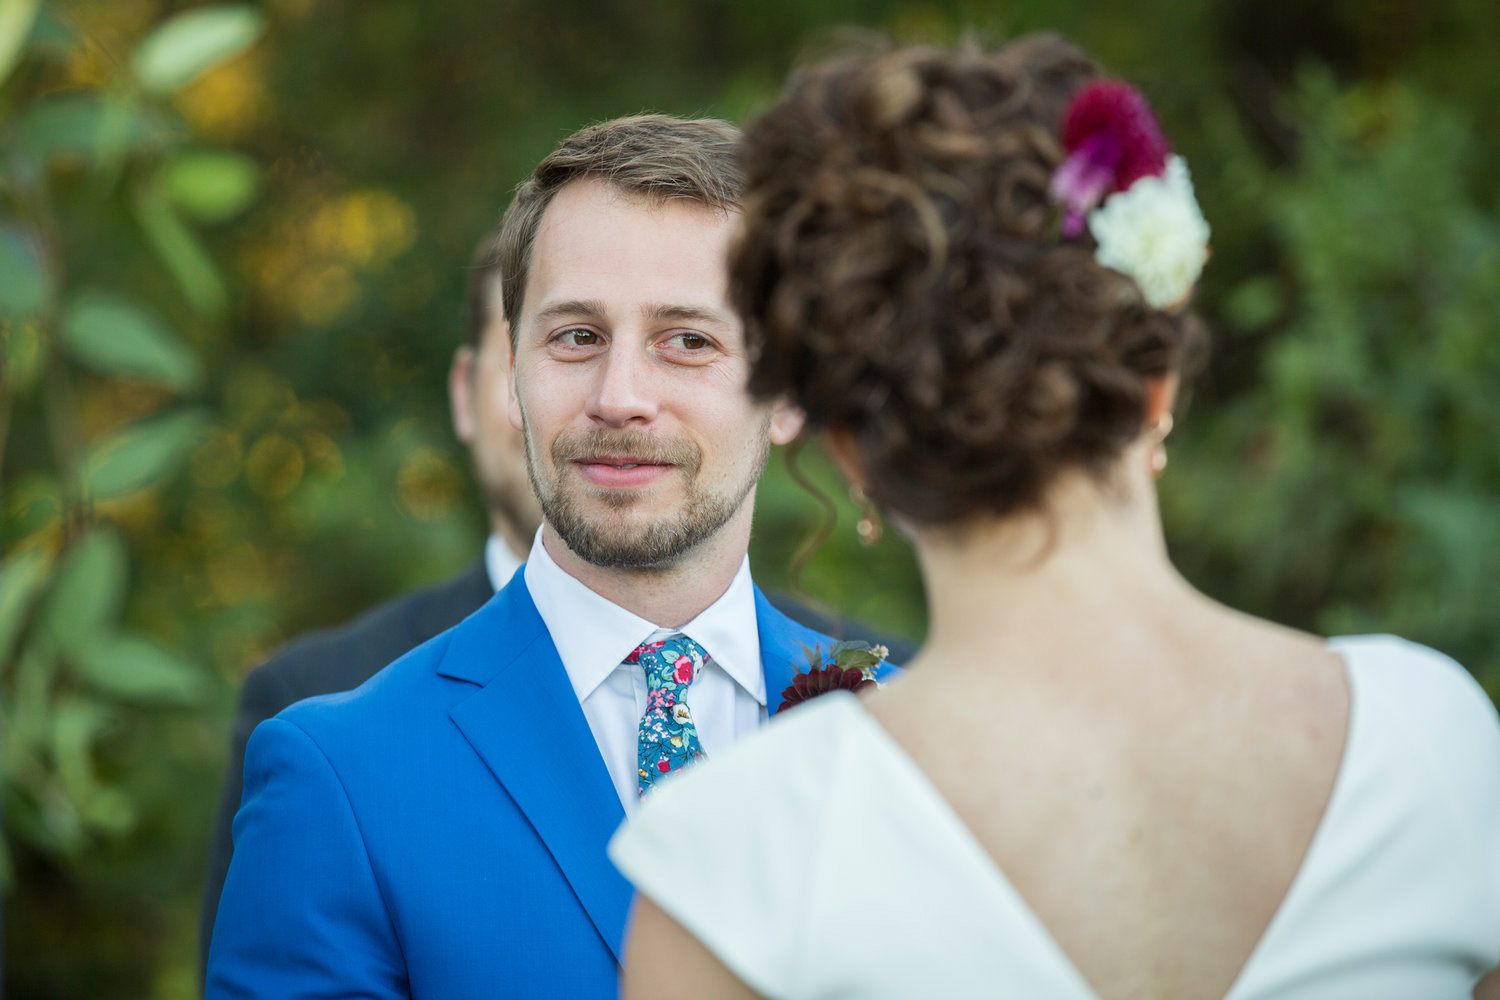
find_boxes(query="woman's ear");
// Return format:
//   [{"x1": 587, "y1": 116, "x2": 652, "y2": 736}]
[{"x1": 1144, "y1": 372, "x2": 1180, "y2": 429}]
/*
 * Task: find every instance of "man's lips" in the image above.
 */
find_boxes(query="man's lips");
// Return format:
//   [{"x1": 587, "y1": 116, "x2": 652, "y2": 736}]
[{"x1": 572, "y1": 457, "x2": 675, "y2": 489}]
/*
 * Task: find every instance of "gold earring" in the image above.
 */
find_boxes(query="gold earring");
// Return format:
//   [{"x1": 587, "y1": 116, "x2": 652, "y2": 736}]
[
  {"x1": 1149, "y1": 412, "x2": 1174, "y2": 477},
  {"x1": 850, "y1": 485, "x2": 882, "y2": 546}
]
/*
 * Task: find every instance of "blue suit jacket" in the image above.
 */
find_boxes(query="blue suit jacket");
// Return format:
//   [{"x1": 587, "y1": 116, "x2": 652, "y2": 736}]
[{"x1": 206, "y1": 572, "x2": 891, "y2": 999}]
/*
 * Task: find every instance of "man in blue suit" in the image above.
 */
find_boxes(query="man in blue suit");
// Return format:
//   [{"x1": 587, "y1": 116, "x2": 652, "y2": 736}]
[{"x1": 206, "y1": 114, "x2": 894, "y2": 998}]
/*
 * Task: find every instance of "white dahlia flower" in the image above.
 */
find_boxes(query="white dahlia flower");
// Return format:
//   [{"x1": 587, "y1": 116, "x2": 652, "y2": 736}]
[{"x1": 1087, "y1": 156, "x2": 1210, "y2": 310}]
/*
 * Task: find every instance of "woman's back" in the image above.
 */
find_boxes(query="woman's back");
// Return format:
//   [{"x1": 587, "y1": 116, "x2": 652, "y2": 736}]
[
  {"x1": 864, "y1": 607, "x2": 1350, "y2": 999},
  {"x1": 611, "y1": 631, "x2": 1500, "y2": 999}
]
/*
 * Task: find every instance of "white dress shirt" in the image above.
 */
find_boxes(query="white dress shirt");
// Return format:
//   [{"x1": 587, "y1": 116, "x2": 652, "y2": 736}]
[
  {"x1": 483, "y1": 533, "x2": 524, "y2": 593},
  {"x1": 523, "y1": 531, "x2": 767, "y2": 813}
]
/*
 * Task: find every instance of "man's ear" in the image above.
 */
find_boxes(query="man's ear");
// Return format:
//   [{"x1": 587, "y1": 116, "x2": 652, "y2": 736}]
[
  {"x1": 1143, "y1": 372, "x2": 1180, "y2": 429},
  {"x1": 449, "y1": 346, "x2": 477, "y2": 444},
  {"x1": 767, "y1": 399, "x2": 805, "y2": 447}
]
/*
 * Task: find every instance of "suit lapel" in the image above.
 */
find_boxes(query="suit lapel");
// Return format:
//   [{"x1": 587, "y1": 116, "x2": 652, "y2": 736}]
[
  {"x1": 755, "y1": 587, "x2": 832, "y2": 719},
  {"x1": 438, "y1": 579, "x2": 899, "y2": 965},
  {"x1": 441, "y1": 577, "x2": 632, "y2": 964}
]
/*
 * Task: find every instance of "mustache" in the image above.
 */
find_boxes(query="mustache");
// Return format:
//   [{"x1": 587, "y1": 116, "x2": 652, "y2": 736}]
[{"x1": 551, "y1": 429, "x2": 701, "y2": 473}]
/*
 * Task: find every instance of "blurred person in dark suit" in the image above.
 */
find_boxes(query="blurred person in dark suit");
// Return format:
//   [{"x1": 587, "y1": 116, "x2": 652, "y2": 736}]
[{"x1": 198, "y1": 226, "x2": 917, "y2": 975}]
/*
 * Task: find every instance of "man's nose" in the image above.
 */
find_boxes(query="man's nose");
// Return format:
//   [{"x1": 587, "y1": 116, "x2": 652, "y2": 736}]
[{"x1": 586, "y1": 340, "x2": 661, "y2": 427}]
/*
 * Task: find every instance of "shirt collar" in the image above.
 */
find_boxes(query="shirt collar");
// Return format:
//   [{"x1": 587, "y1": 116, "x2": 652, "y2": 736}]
[
  {"x1": 484, "y1": 533, "x2": 525, "y2": 593},
  {"x1": 676, "y1": 555, "x2": 765, "y2": 706},
  {"x1": 523, "y1": 530, "x2": 765, "y2": 706}
]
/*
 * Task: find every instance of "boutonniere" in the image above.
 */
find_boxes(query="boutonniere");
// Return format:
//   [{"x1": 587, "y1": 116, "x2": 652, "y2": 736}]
[{"x1": 776, "y1": 640, "x2": 889, "y2": 713}]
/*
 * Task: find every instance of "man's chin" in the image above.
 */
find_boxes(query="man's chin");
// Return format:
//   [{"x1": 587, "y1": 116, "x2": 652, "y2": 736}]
[
  {"x1": 536, "y1": 468, "x2": 745, "y2": 571},
  {"x1": 587, "y1": 486, "x2": 657, "y2": 513},
  {"x1": 557, "y1": 527, "x2": 690, "y2": 571}
]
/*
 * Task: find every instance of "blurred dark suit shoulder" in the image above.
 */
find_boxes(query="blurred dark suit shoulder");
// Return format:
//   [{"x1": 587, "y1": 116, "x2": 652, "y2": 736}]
[{"x1": 199, "y1": 558, "x2": 491, "y2": 972}]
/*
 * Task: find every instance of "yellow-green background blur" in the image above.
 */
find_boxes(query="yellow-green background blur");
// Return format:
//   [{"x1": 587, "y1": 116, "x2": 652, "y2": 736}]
[{"x1": 3, "y1": 0, "x2": 1498, "y2": 995}]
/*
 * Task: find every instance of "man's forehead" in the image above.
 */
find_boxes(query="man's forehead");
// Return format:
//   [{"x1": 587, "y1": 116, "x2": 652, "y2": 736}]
[
  {"x1": 540, "y1": 175, "x2": 724, "y2": 230},
  {"x1": 524, "y1": 179, "x2": 738, "y2": 328}
]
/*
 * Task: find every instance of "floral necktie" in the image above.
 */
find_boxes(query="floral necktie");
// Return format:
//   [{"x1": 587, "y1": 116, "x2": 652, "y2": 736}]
[{"x1": 632, "y1": 633, "x2": 708, "y2": 796}]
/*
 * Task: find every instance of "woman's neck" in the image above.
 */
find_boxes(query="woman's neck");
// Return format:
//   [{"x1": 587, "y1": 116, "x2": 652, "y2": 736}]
[{"x1": 909, "y1": 453, "x2": 1205, "y2": 675}]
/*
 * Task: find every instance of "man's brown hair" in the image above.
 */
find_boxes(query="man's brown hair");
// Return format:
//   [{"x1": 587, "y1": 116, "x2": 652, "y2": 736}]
[{"x1": 494, "y1": 114, "x2": 743, "y2": 342}]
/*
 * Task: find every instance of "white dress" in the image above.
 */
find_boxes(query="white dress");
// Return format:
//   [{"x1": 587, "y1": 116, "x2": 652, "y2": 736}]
[{"x1": 608, "y1": 635, "x2": 1500, "y2": 999}]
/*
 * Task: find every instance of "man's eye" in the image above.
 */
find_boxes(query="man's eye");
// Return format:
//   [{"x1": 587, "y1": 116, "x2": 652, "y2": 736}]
[
  {"x1": 668, "y1": 333, "x2": 710, "y2": 350},
  {"x1": 558, "y1": 328, "x2": 600, "y2": 347}
]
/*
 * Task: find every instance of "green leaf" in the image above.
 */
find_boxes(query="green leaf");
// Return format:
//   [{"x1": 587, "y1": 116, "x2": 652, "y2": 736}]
[
  {"x1": 0, "y1": 220, "x2": 49, "y2": 321},
  {"x1": 70, "y1": 632, "x2": 209, "y2": 705},
  {"x1": 24, "y1": 6, "x2": 74, "y2": 54},
  {"x1": 162, "y1": 149, "x2": 262, "y2": 223},
  {"x1": 0, "y1": 0, "x2": 40, "y2": 88},
  {"x1": 134, "y1": 185, "x2": 228, "y2": 316},
  {"x1": 3, "y1": 472, "x2": 61, "y2": 536},
  {"x1": 46, "y1": 696, "x2": 139, "y2": 836},
  {"x1": 5, "y1": 782, "x2": 85, "y2": 857},
  {"x1": 61, "y1": 289, "x2": 204, "y2": 391},
  {"x1": 1, "y1": 313, "x2": 49, "y2": 397},
  {"x1": 131, "y1": 4, "x2": 267, "y2": 95},
  {"x1": 50, "y1": 697, "x2": 116, "y2": 803},
  {"x1": 0, "y1": 546, "x2": 51, "y2": 667},
  {"x1": 1225, "y1": 276, "x2": 1284, "y2": 332},
  {"x1": 82, "y1": 408, "x2": 211, "y2": 499},
  {"x1": 836, "y1": 649, "x2": 880, "y2": 670},
  {"x1": 78, "y1": 787, "x2": 136, "y2": 835},
  {"x1": 8, "y1": 634, "x2": 59, "y2": 754},
  {"x1": 16, "y1": 93, "x2": 164, "y2": 165},
  {"x1": 39, "y1": 526, "x2": 128, "y2": 652}
]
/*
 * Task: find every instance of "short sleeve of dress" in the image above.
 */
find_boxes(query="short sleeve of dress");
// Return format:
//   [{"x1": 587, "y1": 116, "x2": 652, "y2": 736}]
[
  {"x1": 1333, "y1": 635, "x2": 1500, "y2": 806},
  {"x1": 608, "y1": 694, "x2": 859, "y2": 999},
  {"x1": 1332, "y1": 634, "x2": 1500, "y2": 967}
]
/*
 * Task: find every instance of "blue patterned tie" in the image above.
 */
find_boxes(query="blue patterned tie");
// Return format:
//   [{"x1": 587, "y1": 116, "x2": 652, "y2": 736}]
[{"x1": 632, "y1": 633, "x2": 708, "y2": 796}]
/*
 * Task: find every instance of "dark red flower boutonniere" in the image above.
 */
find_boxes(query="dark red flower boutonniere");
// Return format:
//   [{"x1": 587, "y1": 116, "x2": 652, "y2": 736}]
[{"x1": 776, "y1": 640, "x2": 889, "y2": 713}]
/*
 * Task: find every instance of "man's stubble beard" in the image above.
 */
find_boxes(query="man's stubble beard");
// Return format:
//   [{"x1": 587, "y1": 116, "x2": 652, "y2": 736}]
[{"x1": 522, "y1": 416, "x2": 771, "y2": 571}]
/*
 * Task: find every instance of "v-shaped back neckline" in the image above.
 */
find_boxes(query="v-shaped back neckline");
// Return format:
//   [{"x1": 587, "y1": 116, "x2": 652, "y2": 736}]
[{"x1": 827, "y1": 644, "x2": 1359, "y2": 1000}]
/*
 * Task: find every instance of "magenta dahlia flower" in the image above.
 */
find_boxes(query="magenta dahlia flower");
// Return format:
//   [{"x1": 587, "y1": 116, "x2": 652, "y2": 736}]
[{"x1": 1050, "y1": 80, "x2": 1171, "y2": 237}]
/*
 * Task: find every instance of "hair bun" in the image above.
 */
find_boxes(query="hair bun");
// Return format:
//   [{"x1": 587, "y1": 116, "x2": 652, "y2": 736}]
[{"x1": 733, "y1": 35, "x2": 1205, "y2": 524}]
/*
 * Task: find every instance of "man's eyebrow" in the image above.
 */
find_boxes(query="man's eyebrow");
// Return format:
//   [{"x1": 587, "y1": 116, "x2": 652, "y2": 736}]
[
  {"x1": 533, "y1": 299, "x2": 609, "y2": 325},
  {"x1": 534, "y1": 299, "x2": 735, "y2": 327},
  {"x1": 640, "y1": 303, "x2": 734, "y2": 326}
]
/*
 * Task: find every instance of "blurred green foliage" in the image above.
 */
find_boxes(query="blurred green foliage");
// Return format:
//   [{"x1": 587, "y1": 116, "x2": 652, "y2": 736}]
[
  {"x1": 3, "y1": 4, "x2": 267, "y2": 994},
  {"x1": 1166, "y1": 68, "x2": 1500, "y2": 689},
  {"x1": 1, "y1": 0, "x2": 1497, "y2": 996}
]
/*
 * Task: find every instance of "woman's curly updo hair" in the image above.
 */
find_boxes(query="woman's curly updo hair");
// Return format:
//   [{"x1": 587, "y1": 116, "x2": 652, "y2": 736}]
[{"x1": 731, "y1": 35, "x2": 1206, "y2": 526}]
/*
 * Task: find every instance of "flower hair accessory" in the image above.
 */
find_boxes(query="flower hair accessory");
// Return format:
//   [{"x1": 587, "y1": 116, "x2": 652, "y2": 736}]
[{"x1": 1049, "y1": 79, "x2": 1210, "y2": 310}]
